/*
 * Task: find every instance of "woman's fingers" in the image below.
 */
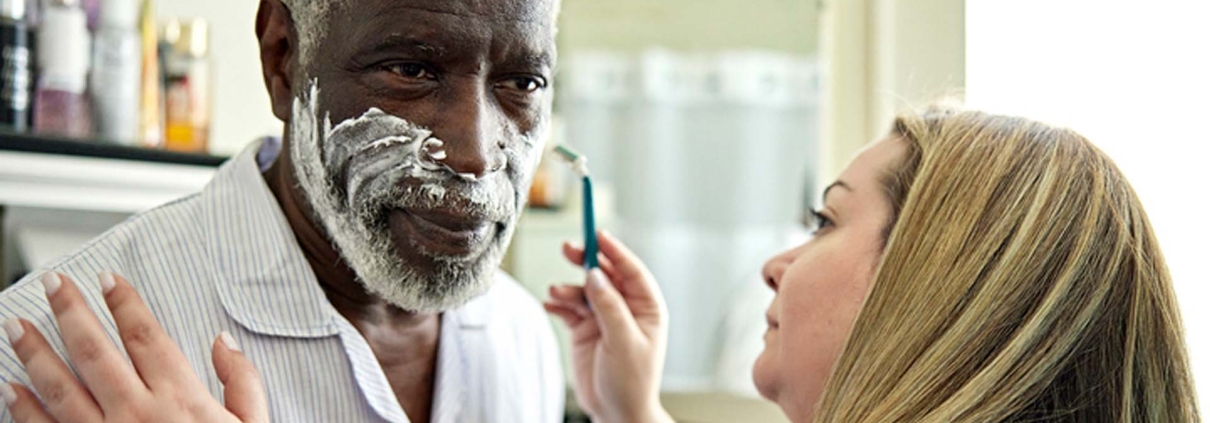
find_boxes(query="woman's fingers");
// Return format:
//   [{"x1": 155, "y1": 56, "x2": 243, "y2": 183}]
[
  {"x1": 2, "y1": 383, "x2": 57, "y2": 423},
  {"x1": 561, "y1": 241, "x2": 586, "y2": 264},
  {"x1": 5, "y1": 271, "x2": 268, "y2": 422},
  {"x1": 101, "y1": 272, "x2": 197, "y2": 391},
  {"x1": 561, "y1": 242, "x2": 620, "y2": 280},
  {"x1": 542, "y1": 303, "x2": 585, "y2": 328},
  {"x1": 548, "y1": 285, "x2": 589, "y2": 310},
  {"x1": 5, "y1": 319, "x2": 103, "y2": 422},
  {"x1": 542, "y1": 303, "x2": 601, "y2": 344},
  {"x1": 211, "y1": 333, "x2": 268, "y2": 423},
  {"x1": 595, "y1": 231, "x2": 661, "y2": 299},
  {"x1": 582, "y1": 269, "x2": 642, "y2": 345},
  {"x1": 40, "y1": 272, "x2": 145, "y2": 409},
  {"x1": 548, "y1": 284, "x2": 586, "y2": 301}
]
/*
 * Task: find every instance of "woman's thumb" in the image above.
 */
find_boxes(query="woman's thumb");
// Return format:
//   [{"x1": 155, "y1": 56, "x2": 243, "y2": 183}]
[
  {"x1": 212, "y1": 332, "x2": 270, "y2": 423},
  {"x1": 585, "y1": 269, "x2": 642, "y2": 344}
]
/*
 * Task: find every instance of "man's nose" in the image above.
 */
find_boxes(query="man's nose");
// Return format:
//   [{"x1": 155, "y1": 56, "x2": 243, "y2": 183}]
[{"x1": 433, "y1": 87, "x2": 507, "y2": 179}]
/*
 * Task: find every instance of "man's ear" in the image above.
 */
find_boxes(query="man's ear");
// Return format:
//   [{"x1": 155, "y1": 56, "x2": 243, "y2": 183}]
[{"x1": 256, "y1": 0, "x2": 296, "y2": 122}]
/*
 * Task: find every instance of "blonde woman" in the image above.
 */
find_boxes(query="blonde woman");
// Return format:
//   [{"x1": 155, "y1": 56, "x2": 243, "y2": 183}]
[
  {"x1": 546, "y1": 108, "x2": 1201, "y2": 422},
  {"x1": 1, "y1": 108, "x2": 1200, "y2": 423}
]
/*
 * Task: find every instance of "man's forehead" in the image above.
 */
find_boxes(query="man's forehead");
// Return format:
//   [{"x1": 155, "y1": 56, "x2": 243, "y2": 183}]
[{"x1": 349, "y1": 0, "x2": 558, "y2": 23}]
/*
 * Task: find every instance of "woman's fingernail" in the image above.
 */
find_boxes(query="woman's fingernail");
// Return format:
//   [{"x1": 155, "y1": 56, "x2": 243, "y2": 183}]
[
  {"x1": 3, "y1": 319, "x2": 23, "y2": 345},
  {"x1": 219, "y1": 331, "x2": 241, "y2": 352},
  {"x1": 40, "y1": 273, "x2": 62, "y2": 296},
  {"x1": 99, "y1": 272, "x2": 116, "y2": 294},
  {"x1": 587, "y1": 269, "x2": 607, "y2": 290},
  {"x1": 0, "y1": 383, "x2": 16, "y2": 406}
]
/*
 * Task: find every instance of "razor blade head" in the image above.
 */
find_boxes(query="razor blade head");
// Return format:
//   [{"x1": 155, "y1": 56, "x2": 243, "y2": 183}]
[
  {"x1": 553, "y1": 144, "x2": 590, "y2": 176},
  {"x1": 554, "y1": 144, "x2": 582, "y2": 162}
]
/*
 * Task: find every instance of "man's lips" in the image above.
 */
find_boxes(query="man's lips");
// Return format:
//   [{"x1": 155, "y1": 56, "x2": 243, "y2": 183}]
[{"x1": 389, "y1": 208, "x2": 498, "y2": 258}]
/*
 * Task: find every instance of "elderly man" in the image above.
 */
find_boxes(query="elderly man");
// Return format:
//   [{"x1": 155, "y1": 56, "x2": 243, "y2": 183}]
[{"x1": 0, "y1": 0, "x2": 564, "y2": 422}]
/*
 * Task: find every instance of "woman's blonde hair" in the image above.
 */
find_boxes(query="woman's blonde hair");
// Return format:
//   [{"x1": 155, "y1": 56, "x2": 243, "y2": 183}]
[{"x1": 813, "y1": 107, "x2": 1199, "y2": 422}]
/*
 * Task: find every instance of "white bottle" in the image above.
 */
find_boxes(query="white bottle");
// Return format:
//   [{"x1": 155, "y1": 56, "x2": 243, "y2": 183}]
[
  {"x1": 89, "y1": 0, "x2": 141, "y2": 144},
  {"x1": 33, "y1": 0, "x2": 91, "y2": 138}
]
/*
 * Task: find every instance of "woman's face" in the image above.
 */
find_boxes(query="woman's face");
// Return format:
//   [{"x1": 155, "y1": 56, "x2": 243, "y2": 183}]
[{"x1": 753, "y1": 137, "x2": 906, "y2": 422}]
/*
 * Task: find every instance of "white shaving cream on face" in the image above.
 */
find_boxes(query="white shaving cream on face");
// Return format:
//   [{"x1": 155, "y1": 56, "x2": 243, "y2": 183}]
[{"x1": 289, "y1": 79, "x2": 542, "y2": 312}]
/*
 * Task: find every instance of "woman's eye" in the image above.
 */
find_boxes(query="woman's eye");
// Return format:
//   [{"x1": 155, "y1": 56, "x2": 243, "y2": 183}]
[
  {"x1": 498, "y1": 76, "x2": 547, "y2": 93},
  {"x1": 802, "y1": 208, "x2": 834, "y2": 234},
  {"x1": 386, "y1": 63, "x2": 436, "y2": 81}
]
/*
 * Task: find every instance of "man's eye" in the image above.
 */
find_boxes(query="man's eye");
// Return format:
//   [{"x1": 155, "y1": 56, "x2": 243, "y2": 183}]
[
  {"x1": 385, "y1": 63, "x2": 436, "y2": 80},
  {"x1": 497, "y1": 76, "x2": 547, "y2": 93}
]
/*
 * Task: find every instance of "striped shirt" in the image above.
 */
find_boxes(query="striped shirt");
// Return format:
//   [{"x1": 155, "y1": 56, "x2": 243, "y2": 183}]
[{"x1": 0, "y1": 140, "x2": 565, "y2": 423}]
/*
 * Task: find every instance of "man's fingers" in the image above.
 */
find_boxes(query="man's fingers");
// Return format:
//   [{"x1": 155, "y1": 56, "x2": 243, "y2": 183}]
[
  {"x1": 101, "y1": 272, "x2": 197, "y2": 390},
  {"x1": 212, "y1": 333, "x2": 268, "y2": 423},
  {"x1": 5, "y1": 319, "x2": 103, "y2": 422},
  {"x1": 2, "y1": 383, "x2": 57, "y2": 423},
  {"x1": 41, "y1": 272, "x2": 145, "y2": 408},
  {"x1": 582, "y1": 269, "x2": 642, "y2": 346}
]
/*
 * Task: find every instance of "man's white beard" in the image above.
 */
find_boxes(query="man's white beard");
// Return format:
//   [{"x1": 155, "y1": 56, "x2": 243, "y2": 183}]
[{"x1": 288, "y1": 81, "x2": 531, "y2": 313}]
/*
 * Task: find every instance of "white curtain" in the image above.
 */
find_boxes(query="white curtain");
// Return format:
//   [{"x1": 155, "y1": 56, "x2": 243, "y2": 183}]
[{"x1": 560, "y1": 50, "x2": 821, "y2": 391}]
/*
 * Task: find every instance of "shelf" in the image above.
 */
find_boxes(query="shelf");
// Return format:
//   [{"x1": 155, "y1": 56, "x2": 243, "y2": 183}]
[
  {"x1": 0, "y1": 131, "x2": 228, "y2": 167},
  {"x1": 0, "y1": 132, "x2": 221, "y2": 214}
]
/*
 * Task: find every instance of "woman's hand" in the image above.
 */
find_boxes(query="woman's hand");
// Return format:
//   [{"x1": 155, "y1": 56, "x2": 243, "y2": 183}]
[
  {"x1": 1, "y1": 272, "x2": 269, "y2": 423},
  {"x1": 543, "y1": 231, "x2": 675, "y2": 423}
]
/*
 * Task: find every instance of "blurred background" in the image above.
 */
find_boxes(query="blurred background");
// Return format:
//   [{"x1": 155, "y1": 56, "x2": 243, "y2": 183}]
[{"x1": 0, "y1": 1, "x2": 1206, "y2": 422}]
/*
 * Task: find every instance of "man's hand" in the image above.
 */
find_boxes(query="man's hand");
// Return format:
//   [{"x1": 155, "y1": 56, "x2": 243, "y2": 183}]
[
  {"x1": 543, "y1": 231, "x2": 675, "y2": 423},
  {"x1": 0, "y1": 272, "x2": 269, "y2": 423}
]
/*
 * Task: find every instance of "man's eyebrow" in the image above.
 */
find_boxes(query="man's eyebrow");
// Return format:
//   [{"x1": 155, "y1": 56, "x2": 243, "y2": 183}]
[
  {"x1": 363, "y1": 35, "x2": 446, "y2": 58},
  {"x1": 504, "y1": 52, "x2": 555, "y2": 71},
  {"x1": 822, "y1": 181, "x2": 852, "y2": 201}
]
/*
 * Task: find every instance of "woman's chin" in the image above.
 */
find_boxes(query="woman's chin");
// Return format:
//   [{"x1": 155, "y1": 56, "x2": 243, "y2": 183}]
[{"x1": 751, "y1": 350, "x2": 779, "y2": 402}]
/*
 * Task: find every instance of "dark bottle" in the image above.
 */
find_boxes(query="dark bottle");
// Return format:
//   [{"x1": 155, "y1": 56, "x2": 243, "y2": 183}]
[{"x1": 0, "y1": 0, "x2": 31, "y2": 132}]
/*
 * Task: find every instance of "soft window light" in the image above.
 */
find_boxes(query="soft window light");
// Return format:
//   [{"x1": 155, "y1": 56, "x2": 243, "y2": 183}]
[{"x1": 966, "y1": 0, "x2": 1210, "y2": 409}]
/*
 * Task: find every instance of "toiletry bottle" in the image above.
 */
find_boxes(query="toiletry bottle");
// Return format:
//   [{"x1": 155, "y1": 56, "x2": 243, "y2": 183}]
[
  {"x1": 90, "y1": 0, "x2": 140, "y2": 144},
  {"x1": 137, "y1": 0, "x2": 161, "y2": 147},
  {"x1": 163, "y1": 18, "x2": 209, "y2": 153},
  {"x1": 32, "y1": 0, "x2": 91, "y2": 138},
  {"x1": 24, "y1": 0, "x2": 39, "y2": 131},
  {"x1": 81, "y1": 0, "x2": 97, "y2": 30},
  {"x1": 0, "y1": 0, "x2": 31, "y2": 132},
  {"x1": 22, "y1": 0, "x2": 37, "y2": 26}
]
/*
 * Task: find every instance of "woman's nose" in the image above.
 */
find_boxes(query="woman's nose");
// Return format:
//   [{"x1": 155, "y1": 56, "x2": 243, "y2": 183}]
[{"x1": 761, "y1": 250, "x2": 793, "y2": 292}]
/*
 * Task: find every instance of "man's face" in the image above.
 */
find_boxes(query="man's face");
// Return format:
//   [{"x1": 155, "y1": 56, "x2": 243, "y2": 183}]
[{"x1": 287, "y1": 0, "x2": 557, "y2": 312}]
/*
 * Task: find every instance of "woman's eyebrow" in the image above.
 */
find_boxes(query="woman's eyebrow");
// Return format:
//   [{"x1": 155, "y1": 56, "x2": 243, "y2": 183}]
[{"x1": 822, "y1": 180, "x2": 852, "y2": 202}]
